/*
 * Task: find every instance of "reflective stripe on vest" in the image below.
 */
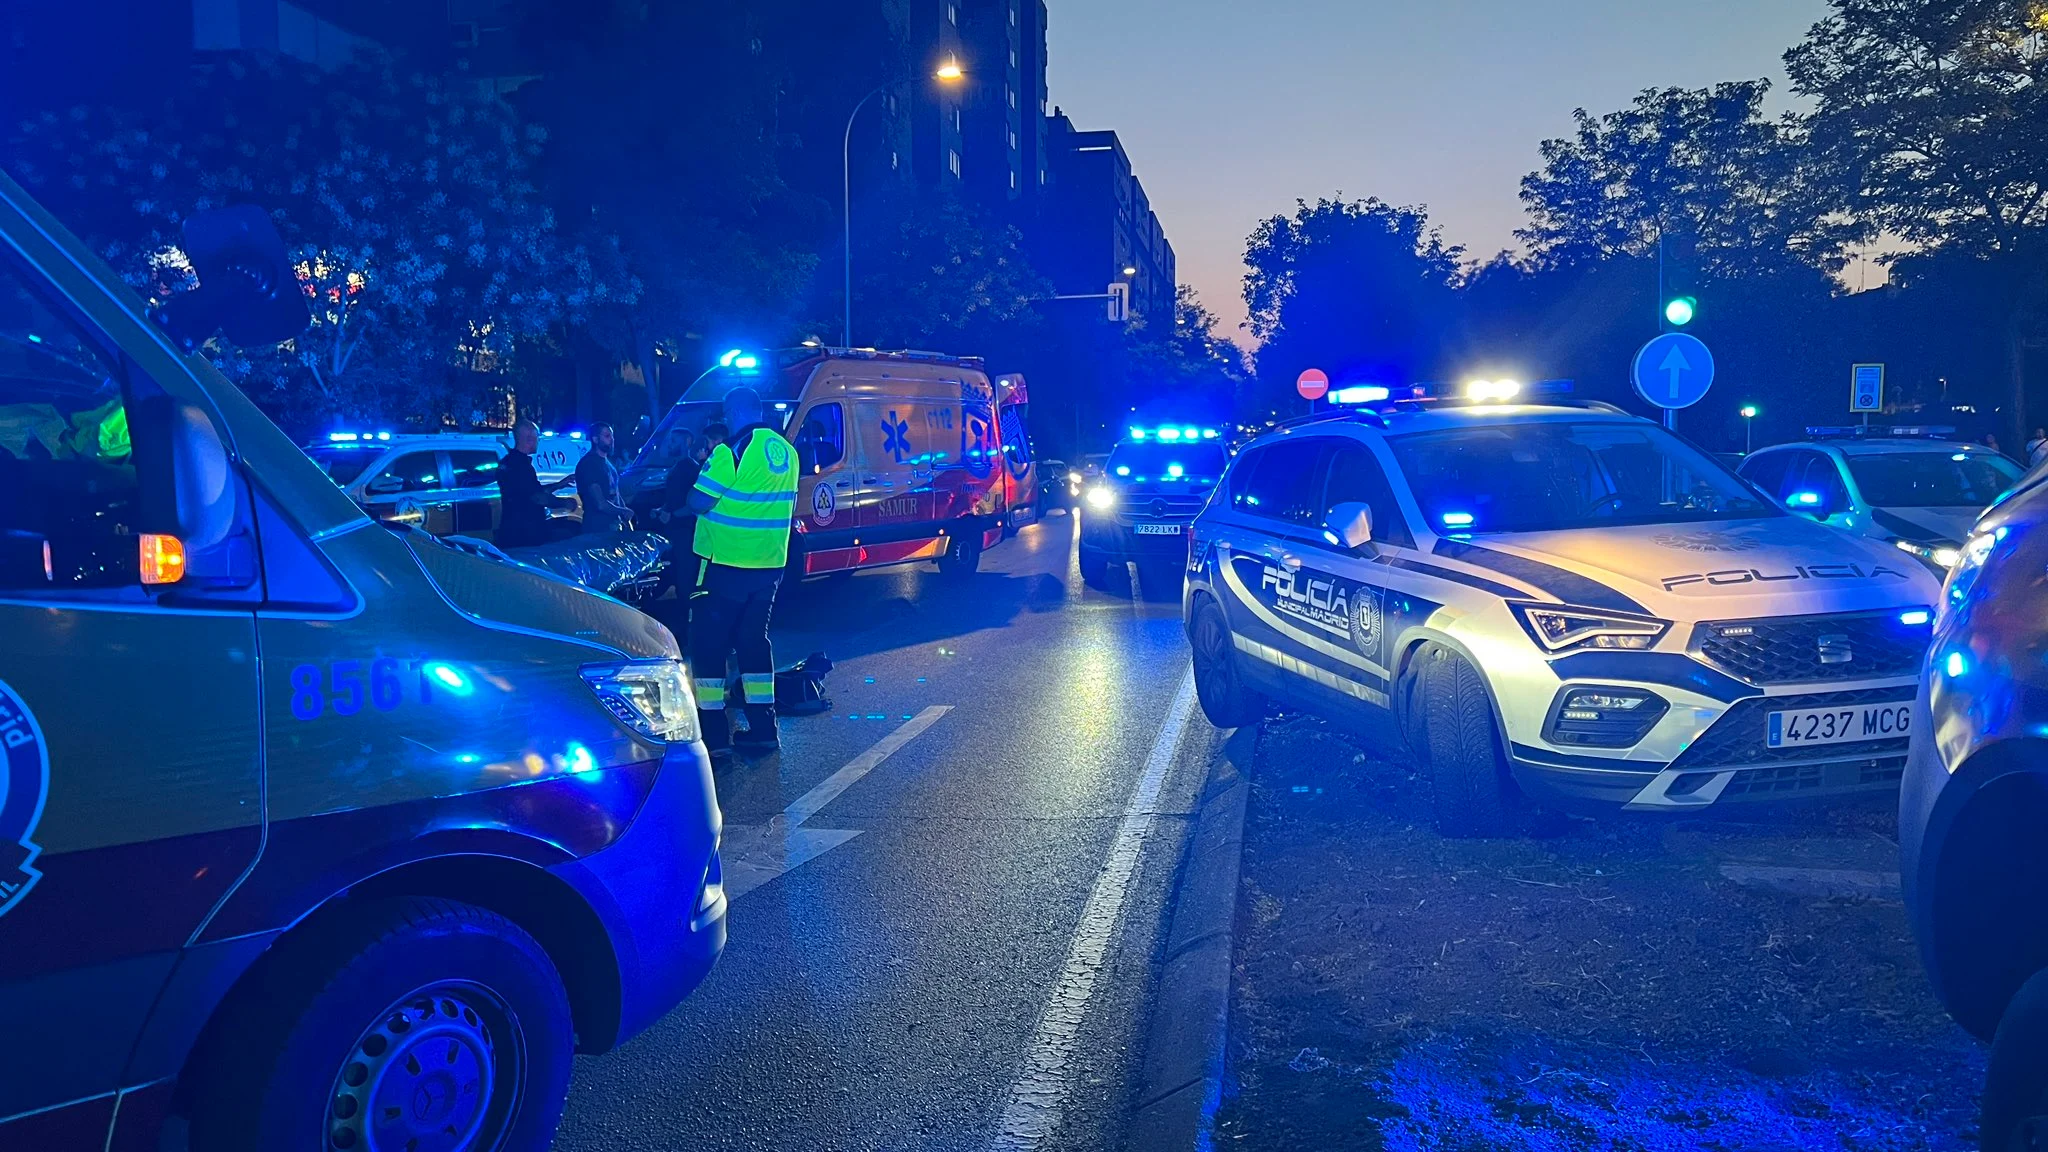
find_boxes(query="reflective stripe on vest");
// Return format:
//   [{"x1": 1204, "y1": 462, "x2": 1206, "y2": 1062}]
[{"x1": 692, "y1": 428, "x2": 798, "y2": 569}]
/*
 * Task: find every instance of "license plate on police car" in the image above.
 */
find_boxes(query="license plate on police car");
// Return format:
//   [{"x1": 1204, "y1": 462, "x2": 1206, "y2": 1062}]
[
  {"x1": 1766, "y1": 703, "x2": 1911, "y2": 749},
  {"x1": 1133, "y1": 523, "x2": 1182, "y2": 536}
]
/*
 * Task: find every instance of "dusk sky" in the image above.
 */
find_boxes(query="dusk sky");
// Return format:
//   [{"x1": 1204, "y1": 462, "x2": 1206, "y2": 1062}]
[{"x1": 1047, "y1": 0, "x2": 1831, "y2": 346}]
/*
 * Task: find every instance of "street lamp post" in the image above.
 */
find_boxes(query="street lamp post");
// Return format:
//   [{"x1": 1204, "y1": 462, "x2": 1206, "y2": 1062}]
[
  {"x1": 844, "y1": 61, "x2": 964, "y2": 348},
  {"x1": 1740, "y1": 404, "x2": 1759, "y2": 454}
]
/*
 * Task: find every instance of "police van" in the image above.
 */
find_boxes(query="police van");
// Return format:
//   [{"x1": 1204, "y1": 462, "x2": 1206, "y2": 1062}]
[
  {"x1": 619, "y1": 348, "x2": 1036, "y2": 578},
  {"x1": 1183, "y1": 383, "x2": 1944, "y2": 836},
  {"x1": 0, "y1": 173, "x2": 724, "y2": 1146},
  {"x1": 1077, "y1": 424, "x2": 1230, "y2": 587},
  {"x1": 304, "y1": 429, "x2": 590, "y2": 540}
]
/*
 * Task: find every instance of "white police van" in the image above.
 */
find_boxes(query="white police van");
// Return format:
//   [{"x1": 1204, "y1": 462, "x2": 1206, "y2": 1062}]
[
  {"x1": 304, "y1": 429, "x2": 589, "y2": 538},
  {"x1": 1183, "y1": 384, "x2": 1945, "y2": 836}
]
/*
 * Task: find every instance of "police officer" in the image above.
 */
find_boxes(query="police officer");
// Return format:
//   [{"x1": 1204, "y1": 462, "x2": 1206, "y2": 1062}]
[{"x1": 688, "y1": 389, "x2": 797, "y2": 755}]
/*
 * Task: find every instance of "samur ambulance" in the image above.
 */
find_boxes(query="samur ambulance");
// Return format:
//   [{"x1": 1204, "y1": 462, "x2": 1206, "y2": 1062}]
[
  {"x1": 618, "y1": 348, "x2": 1040, "y2": 577},
  {"x1": 0, "y1": 171, "x2": 723, "y2": 1149}
]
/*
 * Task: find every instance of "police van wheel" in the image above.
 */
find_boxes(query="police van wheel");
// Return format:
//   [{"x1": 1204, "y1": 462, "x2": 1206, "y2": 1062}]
[
  {"x1": 939, "y1": 529, "x2": 984, "y2": 578},
  {"x1": 1981, "y1": 966, "x2": 2048, "y2": 1151},
  {"x1": 187, "y1": 896, "x2": 574, "y2": 1152},
  {"x1": 1191, "y1": 597, "x2": 1265, "y2": 729},
  {"x1": 1415, "y1": 643, "x2": 1521, "y2": 839},
  {"x1": 1079, "y1": 549, "x2": 1114, "y2": 588}
]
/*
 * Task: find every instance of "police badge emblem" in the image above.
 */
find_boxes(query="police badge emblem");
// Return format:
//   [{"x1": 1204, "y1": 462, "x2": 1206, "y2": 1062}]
[
  {"x1": 0, "y1": 680, "x2": 49, "y2": 919},
  {"x1": 1349, "y1": 586, "x2": 1383, "y2": 663}
]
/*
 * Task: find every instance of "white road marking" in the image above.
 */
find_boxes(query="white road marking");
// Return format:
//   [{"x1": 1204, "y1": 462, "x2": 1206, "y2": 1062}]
[
  {"x1": 988, "y1": 668, "x2": 1202, "y2": 1152},
  {"x1": 722, "y1": 705, "x2": 953, "y2": 901}
]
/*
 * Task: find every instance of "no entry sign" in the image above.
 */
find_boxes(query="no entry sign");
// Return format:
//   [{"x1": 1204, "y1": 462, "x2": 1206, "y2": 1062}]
[{"x1": 1297, "y1": 369, "x2": 1330, "y2": 402}]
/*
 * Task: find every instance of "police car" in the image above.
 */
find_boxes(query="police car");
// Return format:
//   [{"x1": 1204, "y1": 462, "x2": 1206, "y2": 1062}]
[
  {"x1": 1078, "y1": 425, "x2": 1229, "y2": 587},
  {"x1": 305, "y1": 429, "x2": 589, "y2": 539},
  {"x1": 1736, "y1": 428, "x2": 2023, "y2": 570},
  {"x1": 1183, "y1": 383, "x2": 1944, "y2": 836}
]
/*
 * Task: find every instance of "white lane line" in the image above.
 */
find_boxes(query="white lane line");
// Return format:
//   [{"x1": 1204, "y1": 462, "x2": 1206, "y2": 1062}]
[
  {"x1": 784, "y1": 705, "x2": 952, "y2": 828},
  {"x1": 988, "y1": 668, "x2": 1201, "y2": 1152},
  {"x1": 722, "y1": 705, "x2": 952, "y2": 902}
]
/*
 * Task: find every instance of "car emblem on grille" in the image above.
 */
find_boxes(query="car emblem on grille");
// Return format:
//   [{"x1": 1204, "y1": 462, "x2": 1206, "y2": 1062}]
[
  {"x1": 1817, "y1": 634, "x2": 1854, "y2": 665},
  {"x1": 1150, "y1": 498, "x2": 1168, "y2": 518}
]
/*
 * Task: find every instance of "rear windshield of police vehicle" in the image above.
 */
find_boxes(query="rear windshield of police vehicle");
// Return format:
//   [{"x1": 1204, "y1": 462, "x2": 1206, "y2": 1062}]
[
  {"x1": 1388, "y1": 421, "x2": 1777, "y2": 534},
  {"x1": 1846, "y1": 451, "x2": 2021, "y2": 508},
  {"x1": 1106, "y1": 443, "x2": 1228, "y2": 482},
  {"x1": 306, "y1": 444, "x2": 383, "y2": 486}
]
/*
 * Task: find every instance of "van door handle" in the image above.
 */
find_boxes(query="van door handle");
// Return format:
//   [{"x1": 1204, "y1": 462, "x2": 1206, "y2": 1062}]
[
  {"x1": 1282, "y1": 555, "x2": 1303, "y2": 571},
  {"x1": 835, "y1": 481, "x2": 853, "y2": 490}
]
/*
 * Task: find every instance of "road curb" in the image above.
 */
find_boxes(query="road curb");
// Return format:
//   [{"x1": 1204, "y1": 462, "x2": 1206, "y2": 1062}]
[{"x1": 1125, "y1": 725, "x2": 1256, "y2": 1151}]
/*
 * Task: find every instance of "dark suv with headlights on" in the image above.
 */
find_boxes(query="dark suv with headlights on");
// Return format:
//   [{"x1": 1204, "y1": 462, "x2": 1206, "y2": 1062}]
[{"x1": 1077, "y1": 427, "x2": 1229, "y2": 587}]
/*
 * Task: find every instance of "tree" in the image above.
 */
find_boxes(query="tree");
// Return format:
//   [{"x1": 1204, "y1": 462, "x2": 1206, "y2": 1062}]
[
  {"x1": 8, "y1": 52, "x2": 630, "y2": 430},
  {"x1": 1243, "y1": 198, "x2": 1461, "y2": 411},
  {"x1": 1788, "y1": 0, "x2": 2048, "y2": 429},
  {"x1": 1517, "y1": 82, "x2": 1839, "y2": 278},
  {"x1": 1122, "y1": 286, "x2": 1247, "y2": 420},
  {"x1": 845, "y1": 186, "x2": 1049, "y2": 356}
]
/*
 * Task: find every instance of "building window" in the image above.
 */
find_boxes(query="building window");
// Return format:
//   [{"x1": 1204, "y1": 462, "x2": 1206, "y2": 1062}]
[
  {"x1": 947, "y1": 3, "x2": 957, "y2": 24},
  {"x1": 954, "y1": 108, "x2": 962, "y2": 133},
  {"x1": 1007, "y1": 87, "x2": 1016, "y2": 109},
  {"x1": 891, "y1": 151, "x2": 900, "y2": 171},
  {"x1": 1010, "y1": 170, "x2": 1018, "y2": 190},
  {"x1": 1039, "y1": 168, "x2": 1047, "y2": 185},
  {"x1": 1010, "y1": 49, "x2": 1018, "y2": 69},
  {"x1": 1010, "y1": 4, "x2": 1018, "y2": 25},
  {"x1": 949, "y1": 151, "x2": 962, "y2": 177},
  {"x1": 1008, "y1": 129, "x2": 1018, "y2": 150}
]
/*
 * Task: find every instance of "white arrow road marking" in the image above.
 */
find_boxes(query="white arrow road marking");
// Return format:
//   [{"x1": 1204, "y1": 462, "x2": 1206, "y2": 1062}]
[
  {"x1": 721, "y1": 705, "x2": 953, "y2": 901},
  {"x1": 987, "y1": 668, "x2": 1204, "y2": 1152}
]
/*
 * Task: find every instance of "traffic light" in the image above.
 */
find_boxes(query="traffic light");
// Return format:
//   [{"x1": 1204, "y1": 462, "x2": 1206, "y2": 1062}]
[{"x1": 1664, "y1": 295, "x2": 1698, "y2": 327}]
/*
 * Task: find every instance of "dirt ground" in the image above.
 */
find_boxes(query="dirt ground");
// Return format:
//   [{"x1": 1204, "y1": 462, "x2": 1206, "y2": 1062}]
[{"x1": 1214, "y1": 714, "x2": 1982, "y2": 1152}]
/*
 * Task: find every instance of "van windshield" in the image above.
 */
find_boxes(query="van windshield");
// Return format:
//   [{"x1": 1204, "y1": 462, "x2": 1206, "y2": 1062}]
[
  {"x1": 632, "y1": 402, "x2": 794, "y2": 470},
  {"x1": 1106, "y1": 443, "x2": 1229, "y2": 483},
  {"x1": 1846, "y1": 451, "x2": 2021, "y2": 507}
]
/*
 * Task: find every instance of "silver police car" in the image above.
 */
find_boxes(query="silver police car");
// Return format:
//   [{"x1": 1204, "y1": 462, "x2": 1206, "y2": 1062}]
[{"x1": 1184, "y1": 392, "x2": 1943, "y2": 837}]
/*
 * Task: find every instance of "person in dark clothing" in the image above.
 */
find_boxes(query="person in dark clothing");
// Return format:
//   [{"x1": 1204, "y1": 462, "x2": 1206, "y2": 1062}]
[
  {"x1": 575, "y1": 422, "x2": 632, "y2": 535},
  {"x1": 656, "y1": 428, "x2": 705, "y2": 528},
  {"x1": 494, "y1": 420, "x2": 565, "y2": 548}
]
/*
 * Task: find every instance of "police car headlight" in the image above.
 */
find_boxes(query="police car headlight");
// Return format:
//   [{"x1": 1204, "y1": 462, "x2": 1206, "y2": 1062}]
[
  {"x1": 580, "y1": 659, "x2": 701, "y2": 743},
  {"x1": 1510, "y1": 603, "x2": 1671, "y2": 654},
  {"x1": 1086, "y1": 486, "x2": 1117, "y2": 510},
  {"x1": 1893, "y1": 538, "x2": 1962, "y2": 570}
]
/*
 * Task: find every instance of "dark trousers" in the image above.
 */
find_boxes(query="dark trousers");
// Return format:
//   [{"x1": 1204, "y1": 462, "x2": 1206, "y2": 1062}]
[{"x1": 689, "y1": 561, "x2": 783, "y2": 749}]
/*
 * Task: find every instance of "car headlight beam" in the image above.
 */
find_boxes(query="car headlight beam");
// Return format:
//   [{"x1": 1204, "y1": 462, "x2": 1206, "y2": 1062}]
[
  {"x1": 1086, "y1": 486, "x2": 1117, "y2": 510},
  {"x1": 580, "y1": 659, "x2": 701, "y2": 743}
]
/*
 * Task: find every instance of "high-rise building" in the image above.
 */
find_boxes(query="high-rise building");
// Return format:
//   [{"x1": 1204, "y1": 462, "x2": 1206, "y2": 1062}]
[
  {"x1": 1038, "y1": 109, "x2": 1176, "y2": 322},
  {"x1": 953, "y1": 0, "x2": 1048, "y2": 214}
]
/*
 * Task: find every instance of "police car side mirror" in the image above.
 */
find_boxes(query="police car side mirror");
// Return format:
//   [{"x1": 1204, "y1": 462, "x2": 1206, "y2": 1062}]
[
  {"x1": 1323, "y1": 502, "x2": 1375, "y2": 554},
  {"x1": 365, "y1": 474, "x2": 407, "y2": 496}
]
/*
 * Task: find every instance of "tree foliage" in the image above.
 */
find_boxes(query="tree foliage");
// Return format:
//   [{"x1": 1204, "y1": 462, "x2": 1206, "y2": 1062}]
[
  {"x1": 1243, "y1": 198, "x2": 1460, "y2": 410},
  {"x1": 9, "y1": 53, "x2": 629, "y2": 429}
]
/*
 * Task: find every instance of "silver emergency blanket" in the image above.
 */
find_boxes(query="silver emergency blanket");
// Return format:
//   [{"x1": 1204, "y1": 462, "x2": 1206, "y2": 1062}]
[{"x1": 447, "y1": 530, "x2": 672, "y2": 597}]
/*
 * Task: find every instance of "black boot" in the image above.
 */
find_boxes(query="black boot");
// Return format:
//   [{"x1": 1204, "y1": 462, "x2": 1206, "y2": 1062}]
[{"x1": 734, "y1": 706, "x2": 779, "y2": 751}]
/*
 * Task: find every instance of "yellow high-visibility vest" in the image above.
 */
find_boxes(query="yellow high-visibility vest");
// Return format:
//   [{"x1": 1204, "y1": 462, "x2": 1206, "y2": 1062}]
[{"x1": 691, "y1": 427, "x2": 798, "y2": 569}]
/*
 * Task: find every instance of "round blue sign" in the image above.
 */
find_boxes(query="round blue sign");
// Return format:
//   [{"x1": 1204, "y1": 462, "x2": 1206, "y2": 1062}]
[
  {"x1": 0, "y1": 679, "x2": 50, "y2": 919},
  {"x1": 1632, "y1": 333, "x2": 1716, "y2": 410}
]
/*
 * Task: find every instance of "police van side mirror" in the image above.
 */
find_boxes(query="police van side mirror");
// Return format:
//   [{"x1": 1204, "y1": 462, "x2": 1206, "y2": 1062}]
[
  {"x1": 133, "y1": 396, "x2": 235, "y2": 549},
  {"x1": 1323, "y1": 502, "x2": 1375, "y2": 554}
]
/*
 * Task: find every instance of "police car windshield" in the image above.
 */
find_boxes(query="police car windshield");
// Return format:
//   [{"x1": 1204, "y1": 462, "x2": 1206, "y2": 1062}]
[
  {"x1": 305, "y1": 444, "x2": 382, "y2": 486},
  {"x1": 1389, "y1": 420, "x2": 1777, "y2": 534},
  {"x1": 1846, "y1": 451, "x2": 2021, "y2": 507},
  {"x1": 1106, "y1": 442, "x2": 1228, "y2": 482}
]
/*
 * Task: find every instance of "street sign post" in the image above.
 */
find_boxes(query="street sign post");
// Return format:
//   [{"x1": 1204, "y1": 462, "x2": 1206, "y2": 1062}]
[
  {"x1": 1632, "y1": 333, "x2": 1716, "y2": 413},
  {"x1": 1296, "y1": 368, "x2": 1330, "y2": 402},
  {"x1": 1106, "y1": 283, "x2": 1129, "y2": 323},
  {"x1": 1851, "y1": 364, "x2": 1884, "y2": 413}
]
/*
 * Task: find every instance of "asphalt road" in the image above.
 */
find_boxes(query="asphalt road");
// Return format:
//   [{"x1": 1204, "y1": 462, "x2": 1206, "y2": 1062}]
[{"x1": 555, "y1": 512, "x2": 1217, "y2": 1152}]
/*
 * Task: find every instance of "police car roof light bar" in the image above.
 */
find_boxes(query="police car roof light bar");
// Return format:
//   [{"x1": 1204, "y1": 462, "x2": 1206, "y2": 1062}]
[{"x1": 1805, "y1": 425, "x2": 1960, "y2": 440}]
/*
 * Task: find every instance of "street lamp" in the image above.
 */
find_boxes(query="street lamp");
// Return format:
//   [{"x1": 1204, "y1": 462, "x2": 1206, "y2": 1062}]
[
  {"x1": 1121, "y1": 265, "x2": 1137, "y2": 277},
  {"x1": 1740, "y1": 404, "x2": 1759, "y2": 454},
  {"x1": 844, "y1": 60, "x2": 965, "y2": 347}
]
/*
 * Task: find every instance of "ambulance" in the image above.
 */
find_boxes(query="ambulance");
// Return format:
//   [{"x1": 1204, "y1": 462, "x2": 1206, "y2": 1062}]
[
  {"x1": 619, "y1": 348, "x2": 1039, "y2": 577},
  {"x1": 0, "y1": 172, "x2": 723, "y2": 1147},
  {"x1": 1183, "y1": 382, "x2": 1944, "y2": 836}
]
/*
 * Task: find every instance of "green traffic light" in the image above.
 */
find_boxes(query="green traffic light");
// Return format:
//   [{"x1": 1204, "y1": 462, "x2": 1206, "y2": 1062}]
[{"x1": 1665, "y1": 296, "x2": 1698, "y2": 327}]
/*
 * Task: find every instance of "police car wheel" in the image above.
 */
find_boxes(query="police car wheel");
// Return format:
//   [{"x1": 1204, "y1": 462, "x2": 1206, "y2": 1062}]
[
  {"x1": 1191, "y1": 597, "x2": 1265, "y2": 728},
  {"x1": 1079, "y1": 549, "x2": 1115, "y2": 588},
  {"x1": 1414, "y1": 644, "x2": 1521, "y2": 839},
  {"x1": 1981, "y1": 966, "x2": 2048, "y2": 1151},
  {"x1": 187, "y1": 896, "x2": 574, "y2": 1152},
  {"x1": 939, "y1": 528, "x2": 983, "y2": 577}
]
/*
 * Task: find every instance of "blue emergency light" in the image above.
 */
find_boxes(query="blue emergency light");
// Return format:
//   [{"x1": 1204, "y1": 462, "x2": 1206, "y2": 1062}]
[
  {"x1": 1788, "y1": 491, "x2": 1823, "y2": 507},
  {"x1": 1128, "y1": 425, "x2": 1222, "y2": 442}
]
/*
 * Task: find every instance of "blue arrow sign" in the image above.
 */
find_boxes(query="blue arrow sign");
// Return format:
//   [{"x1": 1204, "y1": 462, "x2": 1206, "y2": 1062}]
[{"x1": 1632, "y1": 333, "x2": 1716, "y2": 410}]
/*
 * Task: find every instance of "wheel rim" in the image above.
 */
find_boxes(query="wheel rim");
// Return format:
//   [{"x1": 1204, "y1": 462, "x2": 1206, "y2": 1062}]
[{"x1": 327, "y1": 982, "x2": 522, "y2": 1152}]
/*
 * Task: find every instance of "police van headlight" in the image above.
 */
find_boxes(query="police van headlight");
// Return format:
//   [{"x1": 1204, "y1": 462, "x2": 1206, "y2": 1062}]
[
  {"x1": 580, "y1": 659, "x2": 701, "y2": 743},
  {"x1": 1939, "y1": 530, "x2": 2002, "y2": 626},
  {"x1": 1893, "y1": 538, "x2": 1962, "y2": 570},
  {"x1": 1510, "y1": 603, "x2": 1671, "y2": 654},
  {"x1": 1086, "y1": 486, "x2": 1117, "y2": 510}
]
